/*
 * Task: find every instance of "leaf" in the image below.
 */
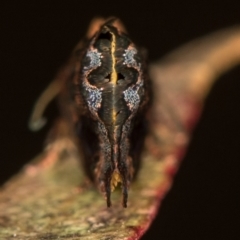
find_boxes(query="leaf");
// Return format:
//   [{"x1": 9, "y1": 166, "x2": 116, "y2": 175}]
[{"x1": 1, "y1": 27, "x2": 240, "y2": 240}]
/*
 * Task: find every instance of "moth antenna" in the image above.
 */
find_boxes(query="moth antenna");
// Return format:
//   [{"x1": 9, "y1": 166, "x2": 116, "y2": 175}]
[
  {"x1": 29, "y1": 79, "x2": 61, "y2": 131},
  {"x1": 28, "y1": 51, "x2": 78, "y2": 132}
]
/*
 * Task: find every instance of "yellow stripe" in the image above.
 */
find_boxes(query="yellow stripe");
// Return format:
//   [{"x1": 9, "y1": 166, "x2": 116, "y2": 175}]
[
  {"x1": 110, "y1": 33, "x2": 117, "y2": 84},
  {"x1": 110, "y1": 32, "x2": 117, "y2": 124}
]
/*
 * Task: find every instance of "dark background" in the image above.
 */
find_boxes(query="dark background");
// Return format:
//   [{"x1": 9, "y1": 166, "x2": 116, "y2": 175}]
[{"x1": 1, "y1": 1, "x2": 240, "y2": 239}]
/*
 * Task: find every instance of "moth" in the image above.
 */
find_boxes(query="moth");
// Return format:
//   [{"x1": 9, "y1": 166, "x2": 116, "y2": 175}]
[{"x1": 29, "y1": 17, "x2": 150, "y2": 207}]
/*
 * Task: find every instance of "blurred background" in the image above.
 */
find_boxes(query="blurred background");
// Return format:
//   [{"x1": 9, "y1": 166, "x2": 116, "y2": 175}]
[{"x1": 1, "y1": 1, "x2": 240, "y2": 239}]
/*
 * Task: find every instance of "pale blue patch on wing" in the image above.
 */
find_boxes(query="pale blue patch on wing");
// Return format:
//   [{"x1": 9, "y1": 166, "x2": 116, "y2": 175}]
[
  {"x1": 83, "y1": 82, "x2": 102, "y2": 112},
  {"x1": 84, "y1": 49, "x2": 102, "y2": 70},
  {"x1": 123, "y1": 86, "x2": 140, "y2": 111},
  {"x1": 123, "y1": 48, "x2": 137, "y2": 66}
]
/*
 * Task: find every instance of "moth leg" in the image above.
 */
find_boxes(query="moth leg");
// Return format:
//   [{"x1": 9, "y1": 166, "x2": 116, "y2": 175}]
[
  {"x1": 118, "y1": 163, "x2": 128, "y2": 207},
  {"x1": 118, "y1": 161, "x2": 131, "y2": 208},
  {"x1": 118, "y1": 140, "x2": 134, "y2": 208},
  {"x1": 95, "y1": 157, "x2": 114, "y2": 207},
  {"x1": 104, "y1": 165, "x2": 114, "y2": 207}
]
